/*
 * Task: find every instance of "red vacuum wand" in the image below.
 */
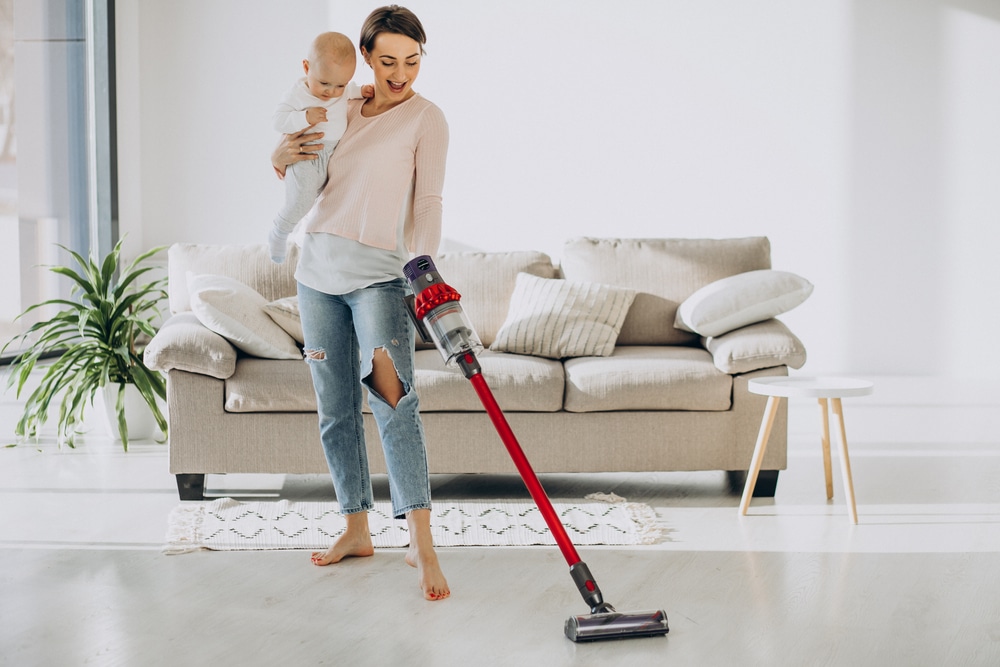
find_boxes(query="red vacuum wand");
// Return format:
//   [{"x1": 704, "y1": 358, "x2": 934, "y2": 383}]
[{"x1": 403, "y1": 256, "x2": 668, "y2": 642}]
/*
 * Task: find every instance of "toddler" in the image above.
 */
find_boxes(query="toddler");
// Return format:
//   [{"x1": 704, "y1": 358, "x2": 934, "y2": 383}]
[{"x1": 270, "y1": 32, "x2": 371, "y2": 263}]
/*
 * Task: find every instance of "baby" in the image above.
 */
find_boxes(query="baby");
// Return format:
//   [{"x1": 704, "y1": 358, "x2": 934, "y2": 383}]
[{"x1": 270, "y1": 32, "x2": 372, "y2": 263}]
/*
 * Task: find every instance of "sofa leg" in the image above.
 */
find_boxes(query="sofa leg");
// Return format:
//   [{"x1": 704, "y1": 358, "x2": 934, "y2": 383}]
[
  {"x1": 176, "y1": 474, "x2": 206, "y2": 501},
  {"x1": 726, "y1": 470, "x2": 780, "y2": 498}
]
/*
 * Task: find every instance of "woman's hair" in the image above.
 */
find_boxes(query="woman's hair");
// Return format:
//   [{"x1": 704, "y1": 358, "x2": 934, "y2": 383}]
[{"x1": 359, "y1": 5, "x2": 427, "y2": 56}]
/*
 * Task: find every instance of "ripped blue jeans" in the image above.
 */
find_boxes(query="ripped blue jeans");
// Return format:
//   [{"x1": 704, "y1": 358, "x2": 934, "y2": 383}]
[{"x1": 297, "y1": 279, "x2": 430, "y2": 519}]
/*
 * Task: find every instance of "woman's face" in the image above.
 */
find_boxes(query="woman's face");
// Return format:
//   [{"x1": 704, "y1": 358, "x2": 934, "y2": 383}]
[{"x1": 364, "y1": 32, "x2": 421, "y2": 102}]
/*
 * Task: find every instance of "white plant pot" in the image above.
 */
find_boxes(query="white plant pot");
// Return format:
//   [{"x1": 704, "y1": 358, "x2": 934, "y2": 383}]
[{"x1": 101, "y1": 383, "x2": 160, "y2": 442}]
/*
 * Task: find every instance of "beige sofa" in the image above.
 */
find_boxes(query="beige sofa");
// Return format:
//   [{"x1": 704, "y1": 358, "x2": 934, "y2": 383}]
[{"x1": 145, "y1": 237, "x2": 807, "y2": 501}]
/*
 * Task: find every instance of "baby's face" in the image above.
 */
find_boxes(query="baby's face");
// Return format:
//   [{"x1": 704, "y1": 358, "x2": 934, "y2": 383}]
[{"x1": 303, "y1": 55, "x2": 356, "y2": 101}]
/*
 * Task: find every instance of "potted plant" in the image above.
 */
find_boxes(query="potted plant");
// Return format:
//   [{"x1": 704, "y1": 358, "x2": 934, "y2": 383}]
[{"x1": 2, "y1": 239, "x2": 169, "y2": 450}]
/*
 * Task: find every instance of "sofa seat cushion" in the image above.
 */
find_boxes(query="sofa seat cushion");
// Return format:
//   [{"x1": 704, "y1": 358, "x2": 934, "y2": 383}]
[
  {"x1": 563, "y1": 346, "x2": 733, "y2": 412},
  {"x1": 223, "y1": 351, "x2": 565, "y2": 414},
  {"x1": 224, "y1": 359, "x2": 314, "y2": 412},
  {"x1": 412, "y1": 350, "x2": 564, "y2": 412}
]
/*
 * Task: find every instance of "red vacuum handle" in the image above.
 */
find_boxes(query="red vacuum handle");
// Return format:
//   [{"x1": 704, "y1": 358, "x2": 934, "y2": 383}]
[{"x1": 468, "y1": 371, "x2": 582, "y2": 567}]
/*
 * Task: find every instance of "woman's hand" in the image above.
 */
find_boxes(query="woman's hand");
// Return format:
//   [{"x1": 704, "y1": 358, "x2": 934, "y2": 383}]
[{"x1": 271, "y1": 126, "x2": 325, "y2": 177}]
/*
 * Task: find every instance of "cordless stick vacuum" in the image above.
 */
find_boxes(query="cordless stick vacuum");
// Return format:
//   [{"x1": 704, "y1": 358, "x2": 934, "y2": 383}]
[{"x1": 403, "y1": 256, "x2": 669, "y2": 642}]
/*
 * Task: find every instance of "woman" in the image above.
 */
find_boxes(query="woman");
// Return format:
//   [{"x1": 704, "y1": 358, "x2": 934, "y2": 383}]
[{"x1": 270, "y1": 5, "x2": 449, "y2": 602}]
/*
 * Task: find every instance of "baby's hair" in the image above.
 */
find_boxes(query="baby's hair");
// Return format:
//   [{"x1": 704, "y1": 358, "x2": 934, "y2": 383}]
[
  {"x1": 309, "y1": 32, "x2": 356, "y2": 63},
  {"x1": 360, "y1": 5, "x2": 427, "y2": 56}
]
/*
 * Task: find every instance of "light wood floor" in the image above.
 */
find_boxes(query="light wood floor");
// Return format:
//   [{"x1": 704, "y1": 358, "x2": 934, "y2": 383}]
[{"x1": 2, "y1": 375, "x2": 999, "y2": 666}]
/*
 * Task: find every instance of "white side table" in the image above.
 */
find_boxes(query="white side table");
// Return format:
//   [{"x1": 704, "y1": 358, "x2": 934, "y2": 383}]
[{"x1": 739, "y1": 376, "x2": 874, "y2": 524}]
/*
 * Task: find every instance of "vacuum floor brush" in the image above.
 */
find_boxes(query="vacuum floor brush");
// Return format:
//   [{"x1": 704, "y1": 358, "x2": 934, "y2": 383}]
[{"x1": 404, "y1": 256, "x2": 669, "y2": 642}]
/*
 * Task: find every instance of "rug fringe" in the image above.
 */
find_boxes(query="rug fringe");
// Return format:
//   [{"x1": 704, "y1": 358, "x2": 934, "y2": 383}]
[
  {"x1": 163, "y1": 503, "x2": 207, "y2": 555},
  {"x1": 584, "y1": 492, "x2": 668, "y2": 544},
  {"x1": 622, "y1": 502, "x2": 666, "y2": 545},
  {"x1": 584, "y1": 491, "x2": 626, "y2": 504}
]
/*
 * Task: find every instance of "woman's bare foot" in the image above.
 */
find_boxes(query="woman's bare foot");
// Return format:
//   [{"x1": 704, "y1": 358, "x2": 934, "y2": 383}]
[
  {"x1": 311, "y1": 511, "x2": 375, "y2": 566},
  {"x1": 405, "y1": 509, "x2": 450, "y2": 601}
]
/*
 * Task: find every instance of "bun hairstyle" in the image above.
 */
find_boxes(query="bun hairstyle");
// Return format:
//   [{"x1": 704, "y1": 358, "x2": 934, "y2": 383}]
[{"x1": 360, "y1": 5, "x2": 427, "y2": 56}]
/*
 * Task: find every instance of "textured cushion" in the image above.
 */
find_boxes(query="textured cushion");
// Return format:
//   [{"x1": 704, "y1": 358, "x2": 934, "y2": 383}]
[
  {"x1": 702, "y1": 318, "x2": 807, "y2": 374},
  {"x1": 676, "y1": 270, "x2": 813, "y2": 337},
  {"x1": 490, "y1": 273, "x2": 635, "y2": 359},
  {"x1": 188, "y1": 273, "x2": 301, "y2": 360},
  {"x1": 411, "y1": 349, "x2": 565, "y2": 412},
  {"x1": 560, "y1": 237, "x2": 772, "y2": 346},
  {"x1": 224, "y1": 358, "x2": 313, "y2": 412},
  {"x1": 263, "y1": 296, "x2": 304, "y2": 344},
  {"x1": 433, "y1": 251, "x2": 557, "y2": 347},
  {"x1": 563, "y1": 346, "x2": 733, "y2": 412},
  {"x1": 143, "y1": 312, "x2": 237, "y2": 379},
  {"x1": 168, "y1": 243, "x2": 298, "y2": 314},
  {"x1": 222, "y1": 349, "x2": 565, "y2": 413}
]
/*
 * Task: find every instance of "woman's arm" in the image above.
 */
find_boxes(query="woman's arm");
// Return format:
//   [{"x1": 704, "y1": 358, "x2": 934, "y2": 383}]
[
  {"x1": 270, "y1": 126, "x2": 325, "y2": 178},
  {"x1": 411, "y1": 107, "x2": 450, "y2": 257}
]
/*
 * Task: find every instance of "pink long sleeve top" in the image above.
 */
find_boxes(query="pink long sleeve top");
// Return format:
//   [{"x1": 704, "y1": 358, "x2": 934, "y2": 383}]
[{"x1": 301, "y1": 94, "x2": 449, "y2": 258}]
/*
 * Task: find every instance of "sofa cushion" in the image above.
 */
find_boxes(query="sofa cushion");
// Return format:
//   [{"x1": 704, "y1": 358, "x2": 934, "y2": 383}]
[
  {"x1": 412, "y1": 350, "x2": 564, "y2": 412},
  {"x1": 702, "y1": 318, "x2": 807, "y2": 374},
  {"x1": 434, "y1": 251, "x2": 557, "y2": 347},
  {"x1": 675, "y1": 269, "x2": 813, "y2": 337},
  {"x1": 490, "y1": 273, "x2": 635, "y2": 359},
  {"x1": 168, "y1": 243, "x2": 298, "y2": 314},
  {"x1": 563, "y1": 346, "x2": 732, "y2": 412},
  {"x1": 263, "y1": 296, "x2": 304, "y2": 344},
  {"x1": 223, "y1": 350, "x2": 564, "y2": 414},
  {"x1": 224, "y1": 358, "x2": 314, "y2": 412},
  {"x1": 560, "y1": 237, "x2": 772, "y2": 346},
  {"x1": 143, "y1": 312, "x2": 238, "y2": 379},
  {"x1": 188, "y1": 273, "x2": 301, "y2": 360}
]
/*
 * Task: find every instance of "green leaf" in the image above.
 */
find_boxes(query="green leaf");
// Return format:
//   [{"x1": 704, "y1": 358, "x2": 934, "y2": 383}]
[{"x1": 5, "y1": 237, "x2": 168, "y2": 450}]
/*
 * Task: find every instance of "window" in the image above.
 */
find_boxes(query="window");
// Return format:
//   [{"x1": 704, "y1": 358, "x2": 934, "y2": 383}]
[{"x1": 1, "y1": 0, "x2": 116, "y2": 362}]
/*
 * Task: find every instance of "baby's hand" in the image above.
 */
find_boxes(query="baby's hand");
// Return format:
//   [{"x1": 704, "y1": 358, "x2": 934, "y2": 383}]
[
  {"x1": 305, "y1": 107, "x2": 328, "y2": 125},
  {"x1": 361, "y1": 84, "x2": 375, "y2": 98}
]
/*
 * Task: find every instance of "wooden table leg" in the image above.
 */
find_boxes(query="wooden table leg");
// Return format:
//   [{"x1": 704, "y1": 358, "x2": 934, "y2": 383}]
[
  {"x1": 819, "y1": 398, "x2": 833, "y2": 499},
  {"x1": 830, "y1": 398, "x2": 859, "y2": 524},
  {"x1": 740, "y1": 395, "x2": 782, "y2": 516}
]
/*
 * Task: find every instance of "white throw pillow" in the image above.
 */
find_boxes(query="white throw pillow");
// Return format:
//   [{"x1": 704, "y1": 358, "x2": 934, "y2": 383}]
[
  {"x1": 490, "y1": 273, "x2": 636, "y2": 359},
  {"x1": 674, "y1": 270, "x2": 813, "y2": 337},
  {"x1": 187, "y1": 273, "x2": 301, "y2": 360},
  {"x1": 263, "y1": 296, "x2": 304, "y2": 344}
]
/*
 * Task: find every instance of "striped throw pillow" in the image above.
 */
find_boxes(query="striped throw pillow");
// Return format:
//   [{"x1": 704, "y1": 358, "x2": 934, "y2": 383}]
[{"x1": 489, "y1": 273, "x2": 636, "y2": 359}]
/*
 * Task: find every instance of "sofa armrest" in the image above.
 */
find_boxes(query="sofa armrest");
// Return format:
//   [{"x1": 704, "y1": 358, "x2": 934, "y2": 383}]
[
  {"x1": 143, "y1": 312, "x2": 238, "y2": 379},
  {"x1": 701, "y1": 318, "x2": 806, "y2": 374}
]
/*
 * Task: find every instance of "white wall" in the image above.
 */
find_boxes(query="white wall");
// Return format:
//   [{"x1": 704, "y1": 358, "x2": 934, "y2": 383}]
[{"x1": 115, "y1": 0, "x2": 1000, "y2": 380}]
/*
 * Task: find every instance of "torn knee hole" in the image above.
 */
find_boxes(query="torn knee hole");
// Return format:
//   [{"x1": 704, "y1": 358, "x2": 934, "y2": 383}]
[
  {"x1": 304, "y1": 348, "x2": 326, "y2": 360},
  {"x1": 368, "y1": 348, "x2": 406, "y2": 408}
]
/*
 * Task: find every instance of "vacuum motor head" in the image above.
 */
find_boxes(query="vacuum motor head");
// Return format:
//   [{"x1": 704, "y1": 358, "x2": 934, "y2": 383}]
[
  {"x1": 564, "y1": 609, "x2": 669, "y2": 642},
  {"x1": 403, "y1": 255, "x2": 483, "y2": 367}
]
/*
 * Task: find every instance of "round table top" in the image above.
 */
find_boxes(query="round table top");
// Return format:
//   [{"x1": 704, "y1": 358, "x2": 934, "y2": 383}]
[{"x1": 748, "y1": 376, "x2": 874, "y2": 398}]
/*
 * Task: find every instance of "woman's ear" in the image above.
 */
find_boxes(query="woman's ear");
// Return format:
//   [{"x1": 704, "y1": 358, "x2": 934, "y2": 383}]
[{"x1": 360, "y1": 47, "x2": 371, "y2": 67}]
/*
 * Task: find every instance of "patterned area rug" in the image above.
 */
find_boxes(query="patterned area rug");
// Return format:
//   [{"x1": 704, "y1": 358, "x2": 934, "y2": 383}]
[{"x1": 164, "y1": 495, "x2": 663, "y2": 554}]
